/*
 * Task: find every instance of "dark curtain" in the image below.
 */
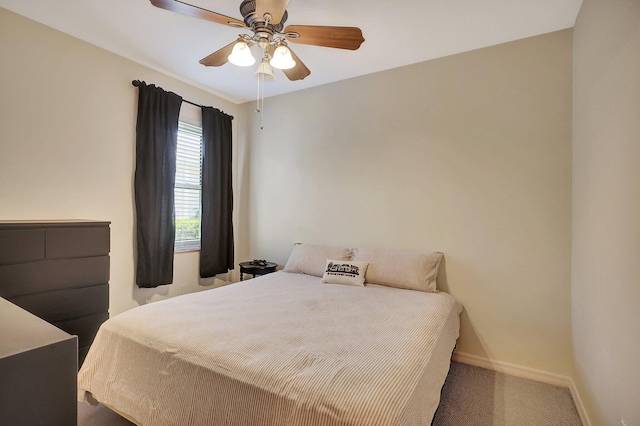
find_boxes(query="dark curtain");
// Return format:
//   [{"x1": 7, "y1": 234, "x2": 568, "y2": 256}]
[
  {"x1": 133, "y1": 80, "x2": 182, "y2": 287},
  {"x1": 200, "y1": 106, "x2": 234, "y2": 277}
]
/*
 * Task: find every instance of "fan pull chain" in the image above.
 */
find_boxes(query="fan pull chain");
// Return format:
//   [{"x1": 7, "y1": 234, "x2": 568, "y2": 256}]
[
  {"x1": 256, "y1": 73, "x2": 261, "y2": 113},
  {"x1": 256, "y1": 73, "x2": 265, "y2": 130}
]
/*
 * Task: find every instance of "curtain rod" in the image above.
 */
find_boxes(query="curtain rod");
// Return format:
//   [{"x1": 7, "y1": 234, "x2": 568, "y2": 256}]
[
  {"x1": 131, "y1": 80, "x2": 233, "y2": 120},
  {"x1": 182, "y1": 99, "x2": 203, "y2": 108}
]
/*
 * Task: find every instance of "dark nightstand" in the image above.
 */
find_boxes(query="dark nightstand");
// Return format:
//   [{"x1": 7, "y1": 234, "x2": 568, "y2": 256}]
[{"x1": 239, "y1": 261, "x2": 277, "y2": 281}]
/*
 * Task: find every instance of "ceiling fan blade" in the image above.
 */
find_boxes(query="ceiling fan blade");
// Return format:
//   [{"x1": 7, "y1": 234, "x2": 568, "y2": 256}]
[
  {"x1": 255, "y1": 0, "x2": 290, "y2": 25},
  {"x1": 282, "y1": 47, "x2": 310, "y2": 81},
  {"x1": 284, "y1": 25, "x2": 365, "y2": 50},
  {"x1": 199, "y1": 41, "x2": 237, "y2": 67},
  {"x1": 150, "y1": 0, "x2": 246, "y2": 28}
]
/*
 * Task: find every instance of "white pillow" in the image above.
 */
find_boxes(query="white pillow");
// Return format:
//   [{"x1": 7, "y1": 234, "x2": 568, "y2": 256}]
[
  {"x1": 283, "y1": 244, "x2": 353, "y2": 277},
  {"x1": 352, "y1": 248, "x2": 443, "y2": 292},
  {"x1": 320, "y1": 260, "x2": 369, "y2": 287}
]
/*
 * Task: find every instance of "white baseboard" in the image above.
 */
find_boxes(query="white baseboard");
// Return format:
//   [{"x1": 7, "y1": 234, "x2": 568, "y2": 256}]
[
  {"x1": 452, "y1": 351, "x2": 591, "y2": 426},
  {"x1": 452, "y1": 351, "x2": 570, "y2": 387},
  {"x1": 568, "y1": 379, "x2": 591, "y2": 426}
]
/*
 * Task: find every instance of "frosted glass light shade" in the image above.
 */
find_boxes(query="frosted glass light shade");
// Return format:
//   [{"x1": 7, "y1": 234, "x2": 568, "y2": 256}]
[
  {"x1": 270, "y1": 45, "x2": 296, "y2": 70},
  {"x1": 254, "y1": 59, "x2": 276, "y2": 81},
  {"x1": 228, "y1": 41, "x2": 255, "y2": 67}
]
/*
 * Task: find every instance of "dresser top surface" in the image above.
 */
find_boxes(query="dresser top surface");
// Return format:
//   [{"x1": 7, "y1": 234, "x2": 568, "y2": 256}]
[{"x1": 0, "y1": 220, "x2": 110, "y2": 230}]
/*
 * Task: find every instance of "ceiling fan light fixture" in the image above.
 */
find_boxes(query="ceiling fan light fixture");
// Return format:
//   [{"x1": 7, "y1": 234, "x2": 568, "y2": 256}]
[
  {"x1": 270, "y1": 45, "x2": 296, "y2": 70},
  {"x1": 228, "y1": 41, "x2": 255, "y2": 67},
  {"x1": 254, "y1": 58, "x2": 276, "y2": 82}
]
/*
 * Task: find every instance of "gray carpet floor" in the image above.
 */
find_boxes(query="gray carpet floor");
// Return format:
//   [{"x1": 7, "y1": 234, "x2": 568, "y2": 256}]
[
  {"x1": 78, "y1": 361, "x2": 583, "y2": 425},
  {"x1": 432, "y1": 362, "x2": 582, "y2": 426}
]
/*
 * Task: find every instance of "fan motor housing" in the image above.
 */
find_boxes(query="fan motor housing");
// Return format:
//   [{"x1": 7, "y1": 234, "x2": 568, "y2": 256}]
[{"x1": 240, "y1": 0, "x2": 288, "y2": 32}]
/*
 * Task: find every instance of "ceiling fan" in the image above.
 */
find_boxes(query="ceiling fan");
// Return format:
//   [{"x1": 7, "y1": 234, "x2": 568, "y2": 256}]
[{"x1": 150, "y1": 0, "x2": 365, "y2": 82}]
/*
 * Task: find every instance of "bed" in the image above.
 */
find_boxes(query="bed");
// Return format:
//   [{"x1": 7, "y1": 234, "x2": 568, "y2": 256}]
[{"x1": 78, "y1": 246, "x2": 462, "y2": 425}]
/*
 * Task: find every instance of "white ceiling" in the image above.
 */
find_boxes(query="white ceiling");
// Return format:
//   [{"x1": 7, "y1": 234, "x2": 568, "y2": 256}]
[{"x1": 0, "y1": 0, "x2": 583, "y2": 104}]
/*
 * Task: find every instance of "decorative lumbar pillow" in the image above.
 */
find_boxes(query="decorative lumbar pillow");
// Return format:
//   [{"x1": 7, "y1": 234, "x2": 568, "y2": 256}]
[
  {"x1": 352, "y1": 248, "x2": 444, "y2": 292},
  {"x1": 320, "y1": 260, "x2": 369, "y2": 287},
  {"x1": 283, "y1": 244, "x2": 353, "y2": 277}
]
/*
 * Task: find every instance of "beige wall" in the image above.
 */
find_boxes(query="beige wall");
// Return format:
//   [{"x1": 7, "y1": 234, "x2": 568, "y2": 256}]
[
  {"x1": 572, "y1": 0, "x2": 640, "y2": 424},
  {"x1": 0, "y1": 8, "x2": 238, "y2": 316},
  {"x1": 239, "y1": 30, "x2": 574, "y2": 376}
]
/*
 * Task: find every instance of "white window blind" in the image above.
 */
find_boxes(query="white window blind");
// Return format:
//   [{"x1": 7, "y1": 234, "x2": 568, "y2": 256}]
[{"x1": 174, "y1": 121, "x2": 203, "y2": 252}]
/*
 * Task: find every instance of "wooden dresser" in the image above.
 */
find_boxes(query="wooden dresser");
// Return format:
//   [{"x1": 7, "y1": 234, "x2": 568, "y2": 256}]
[{"x1": 0, "y1": 220, "x2": 110, "y2": 366}]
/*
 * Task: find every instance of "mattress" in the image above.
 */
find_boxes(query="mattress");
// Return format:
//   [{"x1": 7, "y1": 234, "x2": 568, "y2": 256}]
[{"x1": 78, "y1": 271, "x2": 462, "y2": 425}]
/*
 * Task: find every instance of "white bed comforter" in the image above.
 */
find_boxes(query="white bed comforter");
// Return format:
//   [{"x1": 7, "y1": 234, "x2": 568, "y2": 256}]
[{"x1": 78, "y1": 271, "x2": 462, "y2": 425}]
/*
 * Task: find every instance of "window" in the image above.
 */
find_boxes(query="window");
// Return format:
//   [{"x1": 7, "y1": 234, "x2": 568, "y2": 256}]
[{"x1": 174, "y1": 121, "x2": 203, "y2": 252}]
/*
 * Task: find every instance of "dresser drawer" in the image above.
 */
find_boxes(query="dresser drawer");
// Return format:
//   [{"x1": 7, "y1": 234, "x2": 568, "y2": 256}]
[
  {"x1": 78, "y1": 345, "x2": 91, "y2": 368},
  {"x1": 0, "y1": 256, "x2": 110, "y2": 298},
  {"x1": 8, "y1": 284, "x2": 109, "y2": 323},
  {"x1": 55, "y1": 312, "x2": 109, "y2": 349},
  {"x1": 46, "y1": 227, "x2": 110, "y2": 259},
  {"x1": 0, "y1": 229, "x2": 45, "y2": 266}
]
